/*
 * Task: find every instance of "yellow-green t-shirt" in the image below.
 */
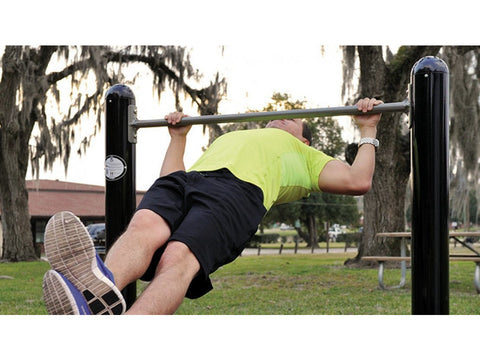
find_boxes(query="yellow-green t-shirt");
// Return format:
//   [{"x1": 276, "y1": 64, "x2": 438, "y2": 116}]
[{"x1": 189, "y1": 128, "x2": 334, "y2": 210}]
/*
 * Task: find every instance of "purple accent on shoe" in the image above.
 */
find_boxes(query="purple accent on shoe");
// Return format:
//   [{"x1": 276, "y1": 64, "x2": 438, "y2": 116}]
[
  {"x1": 95, "y1": 253, "x2": 116, "y2": 284},
  {"x1": 57, "y1": 271, "x2": 92, "y2": 315}
]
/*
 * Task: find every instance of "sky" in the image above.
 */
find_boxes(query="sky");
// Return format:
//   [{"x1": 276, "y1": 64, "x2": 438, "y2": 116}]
[
  {"x1": 26, "y1": 45, "x2": 352, "y2": 190},
  {"x1": 9, "y1": 0, "x2": 478, "y2": 192}
]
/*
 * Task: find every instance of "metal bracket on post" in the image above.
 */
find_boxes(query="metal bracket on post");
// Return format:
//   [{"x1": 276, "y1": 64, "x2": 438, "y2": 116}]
[{"x1": 128, "y1": 105, "x2": 138, "y2": 144}]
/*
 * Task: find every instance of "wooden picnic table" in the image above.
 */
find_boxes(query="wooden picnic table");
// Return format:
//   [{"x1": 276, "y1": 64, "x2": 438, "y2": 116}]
[{"x1": 361, "y1": 231, "x2": 480, "y2": 292}]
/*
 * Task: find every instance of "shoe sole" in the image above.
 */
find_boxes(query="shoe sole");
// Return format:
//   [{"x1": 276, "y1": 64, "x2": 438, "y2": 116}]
[
  {"x1": 43, "y1": 270, "x2": 85, "y2": 315},
  {"x1": 44, "y1": 211, "x2": 126, "y2": 315}
]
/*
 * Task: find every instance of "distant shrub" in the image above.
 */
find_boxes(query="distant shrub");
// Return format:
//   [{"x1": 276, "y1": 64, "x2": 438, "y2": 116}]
[
  {"x1": 246, "y1": 233, "x2": 301, "y2": 247},
  {"x1": 336, "y1": 232, "x2": 362, "y2": 246}
]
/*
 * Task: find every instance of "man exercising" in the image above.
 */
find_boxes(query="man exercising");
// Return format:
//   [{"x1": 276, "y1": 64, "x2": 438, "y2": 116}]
[{"x1": 42, "y1": 97, "x2": 382, "y2": 315}]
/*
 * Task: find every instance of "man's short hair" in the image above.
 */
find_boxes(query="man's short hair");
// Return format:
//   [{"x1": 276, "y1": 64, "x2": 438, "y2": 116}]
[{"x1": 302, "y1": 123, "x2": 312, "y2": 146}]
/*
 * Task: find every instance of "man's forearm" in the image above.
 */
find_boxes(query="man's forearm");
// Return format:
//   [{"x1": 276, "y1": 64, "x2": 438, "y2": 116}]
[
  {"x1": 349, "y1": 126, "x2": 377, "y2": 191},
  {"x1": 160, "y1": 136, "x2": 187, "y2": 177}
]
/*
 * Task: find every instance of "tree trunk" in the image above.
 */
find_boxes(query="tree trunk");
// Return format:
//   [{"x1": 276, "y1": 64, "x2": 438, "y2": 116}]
[
  {"x1": 358, "y1": 140, "x2": 408, "y2": 258},
  {"x1": 295, "y1": 225, "x2": 309, "y2": 245},
  {"x1": 0, "y1": 47, "x2": 37, "y2": 261},
  {"x1": 354, "y1": 46, "x2": 403, "y2": 258},
  {"x1": 0, "y1": 45, "x2": 225, "y2": 262},
  {"x1": 346, "y1": 46, "x2": 441, "y2": 265},
  {"x1": 0, "y1": 154, "x2": 36, "y2": 261},
  {"x1": 308, "y1": 214, "x2": 318, "y2": 249}
]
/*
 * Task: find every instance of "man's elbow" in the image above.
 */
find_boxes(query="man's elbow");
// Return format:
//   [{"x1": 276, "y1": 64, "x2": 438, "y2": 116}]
[{"x1": 348, "y1": 179, "x2": 372, "y2": 195}]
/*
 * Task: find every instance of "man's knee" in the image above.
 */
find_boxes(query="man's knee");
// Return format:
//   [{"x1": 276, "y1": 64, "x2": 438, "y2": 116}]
[
  {"x1": 156, "y1": 241, "x2": 200, "y2": 279},
  {"x1": 128, "y1": 209, "x2": 170, "y2": 235},
  {"x1": 128, "y1": 209, "x2": 169, "y2": 231},
  {"x1": 122, "y1": 209, "x2": 171, "y2": 249}
]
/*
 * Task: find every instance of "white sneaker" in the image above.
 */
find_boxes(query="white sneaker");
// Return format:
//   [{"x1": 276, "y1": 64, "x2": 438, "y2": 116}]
[{"x1": 43, "y1": 211, "x2": 126, "y2": 315}]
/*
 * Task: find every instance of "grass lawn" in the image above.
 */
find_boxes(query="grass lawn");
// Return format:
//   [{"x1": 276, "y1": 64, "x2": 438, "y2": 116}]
[
  {"x1": 175, "y1": 253, "x2": 479, "y2": 315},
  {"x1": 2, "y1": 252, "x2": 477, "y2": 315},
  {"x1": 0, "y1": 260, "x2": 50, "y2": 315}
]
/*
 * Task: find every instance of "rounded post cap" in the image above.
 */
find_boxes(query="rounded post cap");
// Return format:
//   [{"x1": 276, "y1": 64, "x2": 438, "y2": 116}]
[
  {"x1": 105, "y1": 84, "x2": 135, "y2": 100},
  {"x1": 412, "y1": 56, "x2": 449, "y2": 76}
]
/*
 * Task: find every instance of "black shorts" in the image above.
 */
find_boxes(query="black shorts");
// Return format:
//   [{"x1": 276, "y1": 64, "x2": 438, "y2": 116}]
[{"x1": 136, "y1": 168, "x2": 266, "y2": 299}]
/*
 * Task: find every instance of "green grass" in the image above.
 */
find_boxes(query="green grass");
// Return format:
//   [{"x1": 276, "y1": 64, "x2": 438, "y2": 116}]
[
  {"x1": 1, "y1": 253, "x2": 479, "y2": 315},
  {"x1": 0, "y1": 260, "x2": 50, "y2": 315},
  {"x1": 174, "y1": 254, "x2": 412, "y2": 315}
]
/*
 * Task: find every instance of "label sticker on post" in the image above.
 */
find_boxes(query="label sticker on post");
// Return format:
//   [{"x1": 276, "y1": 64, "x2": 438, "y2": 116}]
[{"x1": 105, "y1": 155, "x2": 127, "y2": 181}]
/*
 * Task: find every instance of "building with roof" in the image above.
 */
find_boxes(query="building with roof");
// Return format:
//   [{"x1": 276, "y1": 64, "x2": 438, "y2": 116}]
[{"x1": 0, "y1": 179, "x2": 145, "y2": 256}]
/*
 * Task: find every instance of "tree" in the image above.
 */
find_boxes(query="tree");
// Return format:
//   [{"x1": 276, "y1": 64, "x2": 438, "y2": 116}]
[
  {"x1": 229, "y1": 92, "x2": 360, "y2": 247},
  {"x1": 0, "y1": 45, "x2": 226, "y2": 262},
  {"x1": 290, "y1": 192, "x2": 360, "y2": 248},
  {"x1": 443, "y1": 47, "x2": 480, "y2": 231},
  {"x1": 287, "y1": 114, "x2": 360, "y2": 248},
  {"x1": 341, "y1": 46, "x2": 480, "y2": 264},
  {"x1": 341, "y1": 46, "x2": 440, "y2": 262}
]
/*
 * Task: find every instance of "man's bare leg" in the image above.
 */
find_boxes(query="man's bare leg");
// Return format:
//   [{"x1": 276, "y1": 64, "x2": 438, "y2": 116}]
[
  {"x1": 105, "y1": 209, "x2": 172, "y2": 291},
  {"x1": 125, "y1": 241, "x2": 200, "y2": 315}
]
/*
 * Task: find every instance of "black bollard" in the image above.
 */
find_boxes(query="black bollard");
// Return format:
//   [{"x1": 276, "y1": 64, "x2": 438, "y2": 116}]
[
  {"x1": 410, "y1": 56, "x2": 450, "y2": 314},
  {"x1": 105, "y1": 84, "x2": 137, "y2": 309}
]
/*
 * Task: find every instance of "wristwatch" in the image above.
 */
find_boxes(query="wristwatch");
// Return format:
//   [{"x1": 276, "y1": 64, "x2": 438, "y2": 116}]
[{"x1": 358, "y1": 137, "x2": 379, "y2": 149}]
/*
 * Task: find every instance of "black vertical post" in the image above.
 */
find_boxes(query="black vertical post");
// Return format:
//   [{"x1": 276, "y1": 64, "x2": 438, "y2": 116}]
[
  {"x1": 105, "y1": 84, "x2": 137, "y2": 309},
  {"x1": 410, "y1": 56, "x2": 449, "y2": 314}
]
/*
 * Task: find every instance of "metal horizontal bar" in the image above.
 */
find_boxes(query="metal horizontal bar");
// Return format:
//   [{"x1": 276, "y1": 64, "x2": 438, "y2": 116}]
[{"x1": 130, "y1": 100, "x2": 410, "y2": 129}]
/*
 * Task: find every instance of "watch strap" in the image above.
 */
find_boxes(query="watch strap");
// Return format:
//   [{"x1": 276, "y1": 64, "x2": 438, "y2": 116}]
[{"x1": 358, "y1": 137, "x2": 379, "y2": 148}]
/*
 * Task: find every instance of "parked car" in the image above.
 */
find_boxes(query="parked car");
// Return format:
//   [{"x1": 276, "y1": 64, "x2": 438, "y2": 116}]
[
  {"x1": 328, "y1": 224, "x2": 346, "y2": 241},
  {"x1": 279, "y1": 223, "x2": 294, "y2": 230},
  {"x1": 86, "y1": 223, "x2": 106, "y2": 254}
]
